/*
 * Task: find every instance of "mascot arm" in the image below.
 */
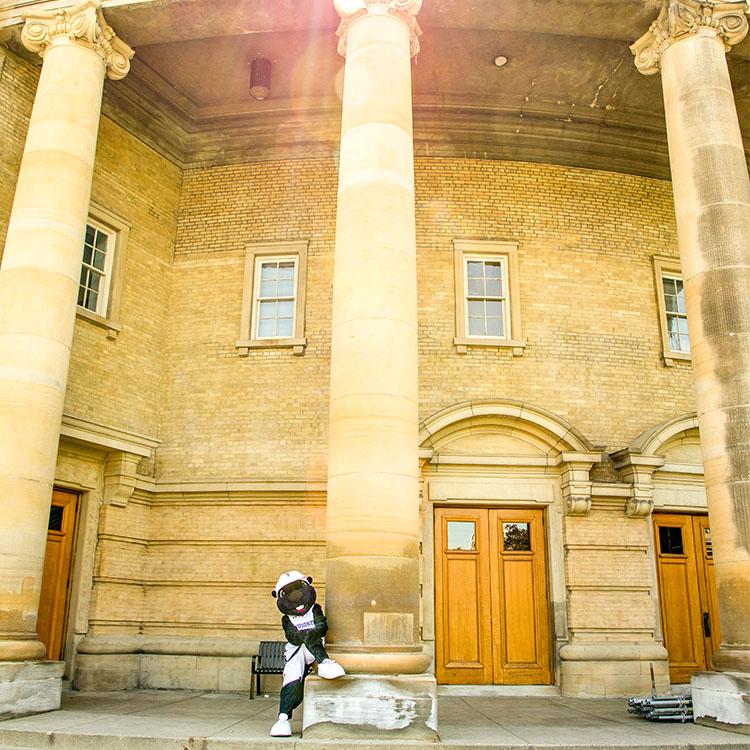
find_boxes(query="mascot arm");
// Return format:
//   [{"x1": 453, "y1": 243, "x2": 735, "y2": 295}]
[
  {"x1": 299, "y1": 603, "x2": 327, "y2": 647},
  {"x1": 281, "y1": 615, "x2": 305, "y2": 646}
]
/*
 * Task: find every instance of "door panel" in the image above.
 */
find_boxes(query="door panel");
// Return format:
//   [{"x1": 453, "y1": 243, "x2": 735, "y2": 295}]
[
  {"x1": 489, "y1": 509, "x2": 551, "y2": 684},
  {"x1": 654, "y1": 513, "x2": 717, "y2": 683},
  {"x1": 434, "y1": 508, "x2": 492, "y2": 684},
  {"x1": 435, "y1": 506, "x2": 551, "y2": 685},
  {"x1": 37, "y1": 489, "x2": 78, "y2": 661}
]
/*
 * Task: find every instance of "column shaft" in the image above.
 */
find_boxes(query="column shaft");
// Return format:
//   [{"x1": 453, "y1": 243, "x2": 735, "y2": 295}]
[
  {"x1": 327, "y1": 6, "x2": 426, "y2": 673},
  {"x1": 661, "y1": 29, "x2": 750, "y2": 671},
  {"x1": 0, "y1": 27, "x2": 114, "y2": 660}
]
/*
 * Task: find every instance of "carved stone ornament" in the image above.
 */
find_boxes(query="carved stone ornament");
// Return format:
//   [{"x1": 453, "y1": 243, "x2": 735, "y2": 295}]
[
  {"x1": 334, "y1": 0, "x2": 423, "y2": 57},
  {"x1": 566, "y1": 495, "x2": 593, "y2": 516},
  {"x1": 21, "y1": 0, "x2": 133, "y2": 80},
  {"x1": 632, "y1": 0, "x2": 750, "y2": 75}
]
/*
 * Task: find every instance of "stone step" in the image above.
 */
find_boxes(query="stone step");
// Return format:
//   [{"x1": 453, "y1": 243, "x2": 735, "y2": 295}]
[{"x1": 1, "y1": 729, "x2": 750, "y2": 750}]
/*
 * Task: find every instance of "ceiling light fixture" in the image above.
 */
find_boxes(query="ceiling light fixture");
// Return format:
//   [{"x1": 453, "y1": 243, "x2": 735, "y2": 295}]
[
  {"x1": 494, "y1": 55, "x2": 509, "y2": 67},
  {"x1": 249, "y1": 57, "x2": 272, "y2": 100}
]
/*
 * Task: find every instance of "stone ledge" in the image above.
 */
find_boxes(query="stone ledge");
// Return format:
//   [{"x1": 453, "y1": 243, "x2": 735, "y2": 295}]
[
  {"x1": 692, "y1": 670, "x2": 750, "y2": 735},
  {"x1": 302, "y1": 673, "x2": 437, "y2": 740},
  {"x1": 0, "y1": 660, "x2": 63, "y2": 720}
]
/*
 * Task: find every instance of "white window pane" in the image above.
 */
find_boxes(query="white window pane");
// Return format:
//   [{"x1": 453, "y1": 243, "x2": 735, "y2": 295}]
[
  {"x1": 467, "y1": 278, "x2": 484, "y2": 296},
  {"x1": 665, "y1": 294, "x2": 679, "y2": 313},
  {"x1": 94, "y1": 230, "x2": 108, "y2": 253},
  {"x1": 467, "y1": 261, "x2": 483, "y2": 278},
  {"x1": 667, "y1": 314, "x2": 680, "y2": 335},
  {"x1": 485, "y1": 279, "x2": 502, "y2": 297},
  {"x1": 487, "y1": 316, "x2": 503, "y2": 337},
  {"x1": 278, "y1": 300, "x2": 294, "y2": 319},
  {"x1": 89, "y1": 272, "x2": 101, "y2": 293},
  {"x1": 85, "y1": 225, "x2": 95, "y2": 246},
  {"x1": 260, "y1": 263, "x2": 278, "y2": 281},
  {"x1": 486, "y1": 301, "x2": 502, "y2": 318},
  {"x1": 82, "y1": 244, "x2": 93, "y2": 265},
  {"x1": 468, "y1": 317, "x2": 485, "y2": 336},
  {"x1": 669, "y1": 332, "x2": 681, "y2": 350},
  {"x1": 662, "y1": 277, "x2": 676, "y2": 296},
  {"x1": 277, "y1": 279, "x2": 294, "y2": 297},
  {"x1": 467, "y1": 300, "x2": 484, "y2": 318},
  {"x1": 278, "y1": 262, "x2": 295, "y2": 279},
  {"x1": 259, "y1": 280, "x2": 277, "y2": 298},
  {"x1": 77, "y1": 284, "x2": 86, "y2": 307},
  {"x1": 259, "y1": 300, "x2": 276, "y2": 319},
  {"x1": 485, "y1": 261, "x2": 502, "y2": 279},
  {"x1": 87, "y1": 290, "x2": 98, "y2": 311},
  {"x1": 276, "y1": 318, "x2": 293, "y2": 337},
  {"x1": 676, "y1": 284, "x2": 686, "y2": 314},
  {"x1": 677, "y1": 316, "x2": 689, "y2": 334},
  {"x1": 93, "y1": 249, "x2": 106, "y2": 271},
  {"x1": 258, "y1": 318, "x2": 275, "y2": 337}
]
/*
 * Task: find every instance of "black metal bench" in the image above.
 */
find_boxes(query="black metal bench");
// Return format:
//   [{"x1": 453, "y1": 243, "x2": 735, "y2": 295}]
[{"x1": 250, "y1": 640, "x2": 286, "y2": 699}]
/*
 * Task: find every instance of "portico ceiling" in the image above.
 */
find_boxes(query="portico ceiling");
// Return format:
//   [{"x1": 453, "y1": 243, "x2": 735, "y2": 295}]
[{"x1": 2, "y1": 0, "x2": 749, "y2": 177}]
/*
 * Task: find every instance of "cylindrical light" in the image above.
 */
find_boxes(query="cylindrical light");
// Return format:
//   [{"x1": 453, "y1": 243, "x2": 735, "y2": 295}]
[{"x1": 249, "y1": 57, "x2": 272, "y2": 100}]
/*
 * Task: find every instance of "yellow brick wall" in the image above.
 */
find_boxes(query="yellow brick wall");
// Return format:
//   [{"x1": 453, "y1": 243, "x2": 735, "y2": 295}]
[{"x1": 0, "y1": 47, "x2": 37, "y2": 263}]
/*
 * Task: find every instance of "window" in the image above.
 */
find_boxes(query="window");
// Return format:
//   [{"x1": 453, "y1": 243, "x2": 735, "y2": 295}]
[
  {"x1": 76, "y1": 202, "x2": 129, "y2": 339},
  {"x1": 237, "y1": 241, "x2": 308, "y2": 355},
  {"x1": 453, "y1": 239, "x2": 524, "y2": 354},
  {"x1": 79, "y1": 220, "x2": 114, "y2": 316},
  {"x1": 653, "y1": 255, "x2": 690, "y2": 365}
]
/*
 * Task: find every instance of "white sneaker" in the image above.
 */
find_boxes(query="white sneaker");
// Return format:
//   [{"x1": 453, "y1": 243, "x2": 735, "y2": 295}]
[
  {"x1": 317, "y1": 658, "x2": 345, "y2": 679},
  {"x1": 270, "y1": 713, "x2": 292, "y2": 737}
]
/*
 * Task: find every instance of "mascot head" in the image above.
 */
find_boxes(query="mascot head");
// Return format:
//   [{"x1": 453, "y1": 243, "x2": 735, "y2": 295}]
[{"x1": 272, "y1": 570, "x2": 317, "y2": 616}]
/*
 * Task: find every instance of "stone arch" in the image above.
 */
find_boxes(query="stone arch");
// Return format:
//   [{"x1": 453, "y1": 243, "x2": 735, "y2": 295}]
[
  {"x1": 419, "y1": 399, "x2": 594, "y2": 457},
  {"x1": 628, "y1": 412, "x2": 702, "y2": 465}
]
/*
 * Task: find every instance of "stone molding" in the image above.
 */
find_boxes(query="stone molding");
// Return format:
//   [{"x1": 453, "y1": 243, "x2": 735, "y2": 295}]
[
  {"x1": 334, "y1": 0, "x2": 423, "y2": 57},
  {"x1": 21, "y1": 0, "x2": 133, "y2": 80},
  {"x1": 631, "y1": 0, "x2": 750, "y2": 75},
  {"x1": 610, "y1": 449, "x2": 666, "y2": 517},
  {"x1": 560, "y1": 453, "x2": 602, "y2": 516},
  {"x1": 103, "y1": 451, "x2": 141, "y2": 506}
]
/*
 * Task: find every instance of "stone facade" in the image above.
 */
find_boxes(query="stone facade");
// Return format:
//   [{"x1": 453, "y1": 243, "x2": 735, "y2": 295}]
[{"x1": 0, "y1": 0, "x2": 747, "y2": 721}]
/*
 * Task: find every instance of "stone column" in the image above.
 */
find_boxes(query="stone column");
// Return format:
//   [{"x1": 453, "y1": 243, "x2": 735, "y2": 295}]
[
  {"x1": 0, "y1": 0, "x2": 131, "y2": 714},
  {"x1": 632, "y1": 0, "x2": 750, "y2": 731},
  {"x1": 304, "y1": 0, "x2": 435, "y2": 738}
]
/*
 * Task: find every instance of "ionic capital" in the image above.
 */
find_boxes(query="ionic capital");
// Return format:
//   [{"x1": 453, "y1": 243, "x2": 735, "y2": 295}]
[
  {"x1": 334, "y1": 0, "x2": 423, "y2": 57},
  {"x1": 632, "y1": 0, "x2": 749, "y2": 75},
  {"x1": 22, "y1": 0, "x2": 133, "y2": 80}
]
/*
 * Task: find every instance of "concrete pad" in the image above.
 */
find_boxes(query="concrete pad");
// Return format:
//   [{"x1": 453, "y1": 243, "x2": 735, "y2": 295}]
[
  {"x1": 302, "y1": 674, "x2": 437, "y2": 740},
  {"x1": 692, "y1": 671, "x2": 750, "y2": 735},
  {"x1": 0, "y1": 688, "x2": 749, "y2": 749}
]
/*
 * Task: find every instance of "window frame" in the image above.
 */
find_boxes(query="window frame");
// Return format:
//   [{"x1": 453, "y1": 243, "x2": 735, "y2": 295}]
[
  {"x1": 76, "y1": 202, "x2": 130, "y2": 340},
  {"x1": 652, "y1": 254, "x2": 691, "y2": 366},
  {"x1": 453, "y1": 239, "x2": 524, "y2": 355},
  {"x1": 237, "y1": 240, "x2": 308, "y2": 356}
]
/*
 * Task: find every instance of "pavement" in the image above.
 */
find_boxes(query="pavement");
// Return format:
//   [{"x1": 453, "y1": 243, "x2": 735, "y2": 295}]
[{"x1": 0, "y1": 688, "x2": 749, "y2": 750}]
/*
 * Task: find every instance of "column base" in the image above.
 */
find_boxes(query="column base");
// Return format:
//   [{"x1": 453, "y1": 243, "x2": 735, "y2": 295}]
[
  {"x1": 0, "y1": 660, "x2": 64, "y2": 720},
  {"x1": 692, "y1": 671, "x2": 750, "y2": 735},
  {"x1": 302, "y1": 673, "x2": 438, "y2": 739},
  {"x1": 559, "y1": 642, "x2": 669, "y2": 697}
]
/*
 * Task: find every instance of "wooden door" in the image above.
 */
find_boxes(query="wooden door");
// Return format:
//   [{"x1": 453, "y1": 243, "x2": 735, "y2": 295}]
[
  {"x1": 434, "y1": 508, "x2": 493, "y2": 684},
  {"x1": 489, "y1": 508, "x2": 551, "y2": 684},
  {"x1": 434, "y1": 506, "x2": 551, "y2": 685},
  {"x1": 37, "y1": 489, "x2": 79, "y2": 660},
  {"x1": 654, "y1": 513, "x2": 720, "y2": 683}
]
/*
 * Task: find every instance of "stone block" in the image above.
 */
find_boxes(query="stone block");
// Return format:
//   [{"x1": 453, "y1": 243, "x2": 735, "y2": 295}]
[
  {"x1": 692, "y1": 670, "x2": 750, "y2": 734},
  {"x1": 302, "y1": 673, "x2": 437, "y2": 739},
  {"x1": 74, "y1": 653, "x2": 139, "y2": 691},
  {"x1": 0, "y1": 660, "x2": 63, "y2": 719}
]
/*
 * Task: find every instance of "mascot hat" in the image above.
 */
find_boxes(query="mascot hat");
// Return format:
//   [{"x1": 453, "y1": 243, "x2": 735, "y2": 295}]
[{"x1": 272, "y1": 570, "x2": 312, "y2": 597}]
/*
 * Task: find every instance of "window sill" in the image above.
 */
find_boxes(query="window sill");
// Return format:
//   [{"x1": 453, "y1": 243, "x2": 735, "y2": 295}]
[
  {"x1": 454, "y1": 336, "x2": 525, "y2": 356},
  {"x1": 662, "y1": 350, "x2": 691, "y2": 367},
  {"x1": 76, "y1": 307, "x2": 122, "y2": 340},
  {"x1": 236, "y1": 337, "x2": 307, "y2": 356}
]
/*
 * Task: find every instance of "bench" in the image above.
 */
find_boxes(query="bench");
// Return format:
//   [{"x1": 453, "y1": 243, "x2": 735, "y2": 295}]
[{"x1": 250, "y1": 640, "x2": 286, "y2": 699}]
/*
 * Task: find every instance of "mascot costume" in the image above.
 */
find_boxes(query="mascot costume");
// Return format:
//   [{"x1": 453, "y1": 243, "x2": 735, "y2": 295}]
[{"x1": 269, "y1": 570, "x2": 345, "y2": 737}]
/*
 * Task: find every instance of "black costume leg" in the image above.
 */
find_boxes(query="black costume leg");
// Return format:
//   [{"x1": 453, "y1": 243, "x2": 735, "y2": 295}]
[{"x1": 279, "y1": 644, "x2": 315, "y2": 718}]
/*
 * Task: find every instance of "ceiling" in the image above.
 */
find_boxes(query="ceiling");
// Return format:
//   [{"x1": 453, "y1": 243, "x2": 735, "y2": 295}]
[{"x1": 4, "y1": 0, "x2": 749, "y2": 176}]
